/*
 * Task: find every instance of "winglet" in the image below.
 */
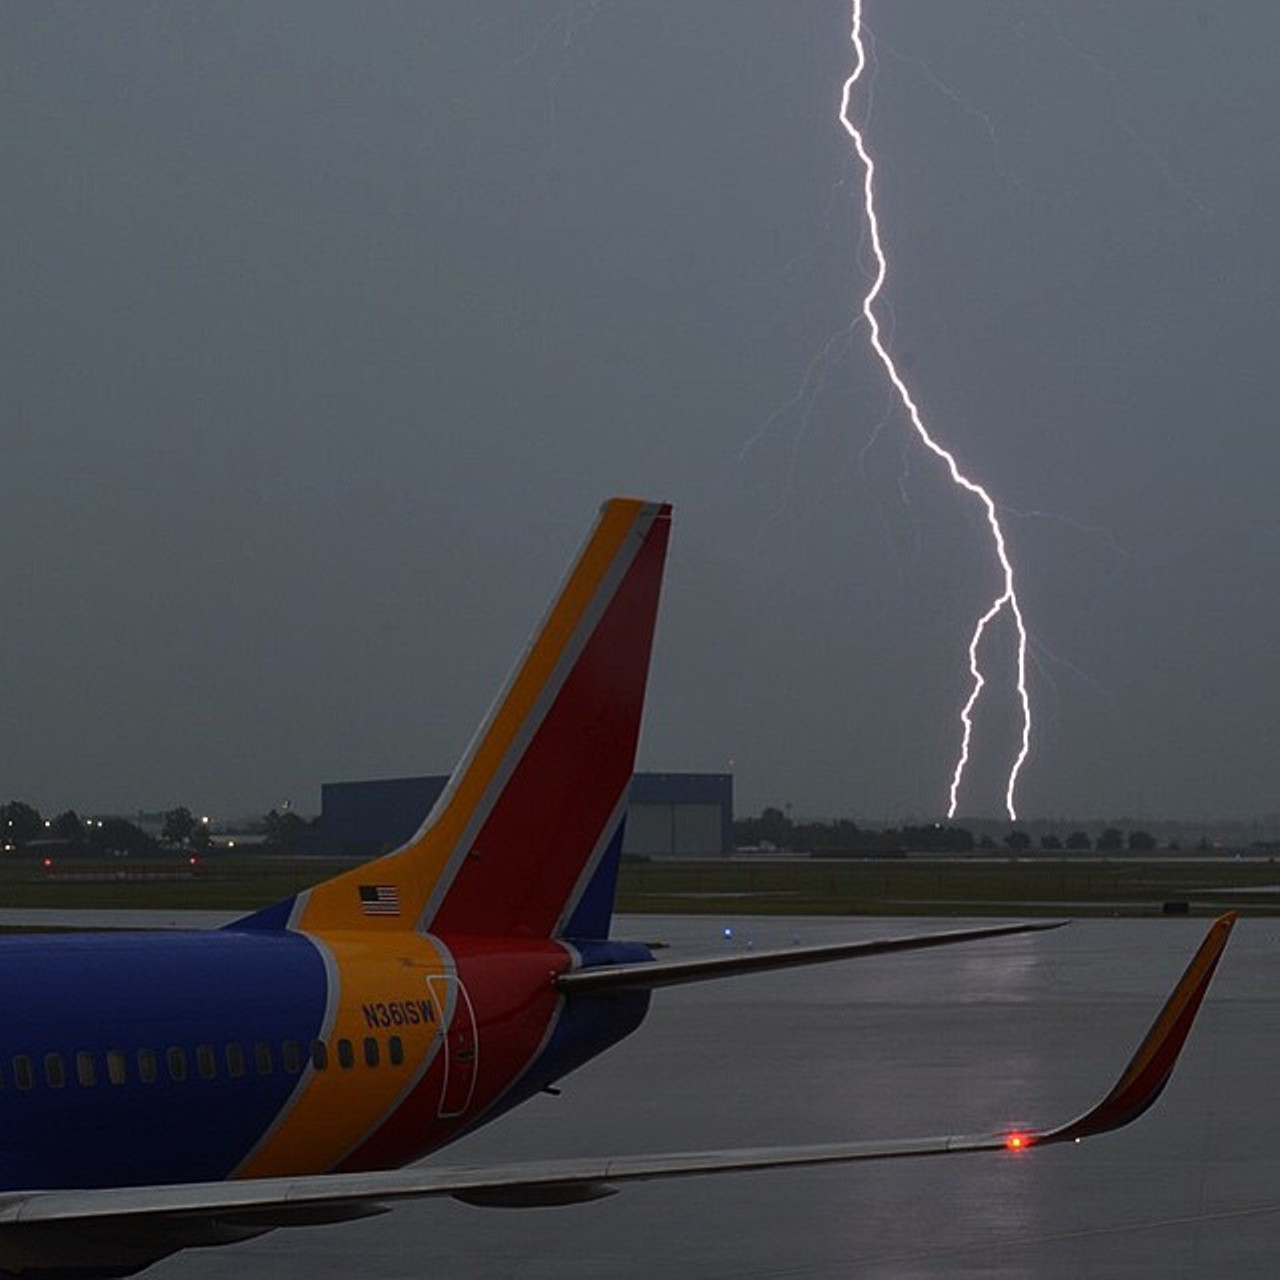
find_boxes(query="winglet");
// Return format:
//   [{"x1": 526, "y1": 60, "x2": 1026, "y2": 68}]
[{"x1": 1026, "y1": 912, "x2": 1236, "y2": 1148}]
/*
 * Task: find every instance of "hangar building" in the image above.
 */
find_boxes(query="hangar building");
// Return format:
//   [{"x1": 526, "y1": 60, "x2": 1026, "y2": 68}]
[{"x1": 314, "y1": 772, "x2": 732, "y2": 860}]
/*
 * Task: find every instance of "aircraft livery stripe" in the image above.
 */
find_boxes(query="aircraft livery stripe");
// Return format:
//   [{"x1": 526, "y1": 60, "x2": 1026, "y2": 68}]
[
  {"x1": 335, "y1": 937, "x2": 572, "y2": 1172},
  {"x1": 234, "y1": 931, "x2": 450, "y2": 1178}
]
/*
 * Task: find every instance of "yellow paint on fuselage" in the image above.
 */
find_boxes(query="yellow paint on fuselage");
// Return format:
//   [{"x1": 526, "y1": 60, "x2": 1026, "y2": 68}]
[
  {"x1": 293, "y1": 498, "x2": 645, "y2": 936},
  {"x1": 235, "y1": 930, "x2": 449, "y2": 1178}
]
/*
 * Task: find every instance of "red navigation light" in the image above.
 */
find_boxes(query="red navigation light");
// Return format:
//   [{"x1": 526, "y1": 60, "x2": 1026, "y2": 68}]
[
  {"x1": 41, "y1": 857, "x2": 53, "y2": 869},
  {"x1": 188, "y1": 855, "x2": 199, "y2": 866},
  {"x1": 1005, "y1": 1132, "x2": 1029, "y2": 1152}
]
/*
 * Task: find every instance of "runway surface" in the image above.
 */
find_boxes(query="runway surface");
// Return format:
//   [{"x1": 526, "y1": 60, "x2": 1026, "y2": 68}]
[{"x1": 123, "y1": 913, "x2": 1278, "y2": 1278}]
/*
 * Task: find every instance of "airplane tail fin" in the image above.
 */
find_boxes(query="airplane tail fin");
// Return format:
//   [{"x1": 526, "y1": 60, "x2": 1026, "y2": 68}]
[{"x1": 241, "y1": 498, "x2": 670, "y2": 940}]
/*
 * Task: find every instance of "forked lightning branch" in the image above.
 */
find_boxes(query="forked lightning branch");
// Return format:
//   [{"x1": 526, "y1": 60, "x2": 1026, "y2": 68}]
[{"x1": 842, "y1": 0, "x2": 1032, "y2": 820}]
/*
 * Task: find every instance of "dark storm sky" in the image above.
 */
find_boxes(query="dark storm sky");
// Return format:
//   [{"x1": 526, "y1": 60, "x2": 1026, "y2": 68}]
[{"x1": 2, "y1": 2, "x2": 1277, "y2": 823}]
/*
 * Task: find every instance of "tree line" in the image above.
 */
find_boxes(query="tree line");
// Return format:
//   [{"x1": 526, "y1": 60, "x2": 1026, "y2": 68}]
[
  {"x1": 0, "y1": 801, "x2": 312, "y2": 855},
  {"x1": 733, "y1": 807, "x2": 1174, "y2": 855}
]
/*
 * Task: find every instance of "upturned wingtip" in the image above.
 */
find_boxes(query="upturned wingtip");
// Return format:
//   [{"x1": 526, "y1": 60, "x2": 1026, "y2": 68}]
[{"x1": 1027, "y1": 912, "x2": 1235, "y2": 1148}]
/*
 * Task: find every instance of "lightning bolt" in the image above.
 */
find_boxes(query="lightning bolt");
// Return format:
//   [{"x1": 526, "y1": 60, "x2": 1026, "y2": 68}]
[{"x1": 841, "y1": 1, "x2": 1031, "y2": 820}]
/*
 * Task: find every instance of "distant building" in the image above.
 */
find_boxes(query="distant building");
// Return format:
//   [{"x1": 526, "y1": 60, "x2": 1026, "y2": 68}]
[
  {"x1": 624, "y1": 773, "x2": 733, "y2": 857},
  {"x1": 316, "y1": 776, "x2": 448, "y2": 859},
  {"x1": 311, "y1": 772, "x2": 733, "y2": 859}
]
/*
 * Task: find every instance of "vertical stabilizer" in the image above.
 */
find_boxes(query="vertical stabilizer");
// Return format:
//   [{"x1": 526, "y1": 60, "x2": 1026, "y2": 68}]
[{"x1": 260, "y1": 498, "x2": 670, "y2": 940}]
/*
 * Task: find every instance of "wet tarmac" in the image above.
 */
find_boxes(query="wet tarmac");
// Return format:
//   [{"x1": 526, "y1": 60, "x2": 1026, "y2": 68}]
[{"x1": 128, "y1": 914, "x2": 1280, "y2": 1277}]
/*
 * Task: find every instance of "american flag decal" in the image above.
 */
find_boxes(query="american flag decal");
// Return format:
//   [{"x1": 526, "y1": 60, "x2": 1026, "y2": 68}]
[{"x1": 358, "y1": 884, "x2": 401, "y2": 917}]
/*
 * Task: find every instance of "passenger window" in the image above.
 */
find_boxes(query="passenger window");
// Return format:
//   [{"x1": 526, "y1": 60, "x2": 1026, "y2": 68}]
[
  {"x1": 76, "y1": 1051, "x2": 96, "y2": 1087},
  {"x1": 12, "y1": 1056, "x2": 32, "y2": 1091},
  {"x1": 337, "y1": 1038, "x2": 354, "y2": 1069},
  {"x1": 254, "y1": 1042, "x2": 273, "y2": 1076},
  {"x1": 106, "y1": 1050, "x2": 127, "y2": 1085},
  {"x1": 281, "y1": 1040, "x2": 301, "y2": 1075},
  {"x1": 44, "y1": 1054, "x2": 66, "y2": 1089},
  {"x1": 136, "y1": 1049, "x2": 157, "y2": 1084},
  {"x1": 167, "y1": 1047, "x2": 188, "y2": 1083},
  {"x1": 196, "y1": 1045, "x2": 217, "y2": 1080},
  {"x1": 363, "y1": 1037, "x2": 380, "y2": 1068},
  {"x1": 225, "y1": 1043, "x2": 246, "y2": 1078},
  {"x1": 388, "y1": 1035, "x2": 404, "y2": 1066},
  {"x1": 310, "y1": 1040, "x2": 329, "y2": 1071}
]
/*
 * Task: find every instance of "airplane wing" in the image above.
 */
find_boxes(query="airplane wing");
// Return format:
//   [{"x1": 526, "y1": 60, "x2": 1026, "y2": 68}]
[
  {"x1": 558, "y1": 919, "x2": 1065, "y2": 992},
  {"x1": 0, "y1": 914, "x2": 1233, "y2": 1244}
]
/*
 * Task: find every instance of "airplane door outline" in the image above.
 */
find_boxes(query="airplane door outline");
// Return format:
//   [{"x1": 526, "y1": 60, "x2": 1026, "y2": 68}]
[{"x1": 427, "y1": 973, "x2": 478, "y2": 1119}]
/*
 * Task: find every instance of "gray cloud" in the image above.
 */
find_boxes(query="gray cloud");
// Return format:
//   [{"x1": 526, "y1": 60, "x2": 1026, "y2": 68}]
[{"x1": 2, "y1": 2, "x2": 1276, "y2": 823}]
